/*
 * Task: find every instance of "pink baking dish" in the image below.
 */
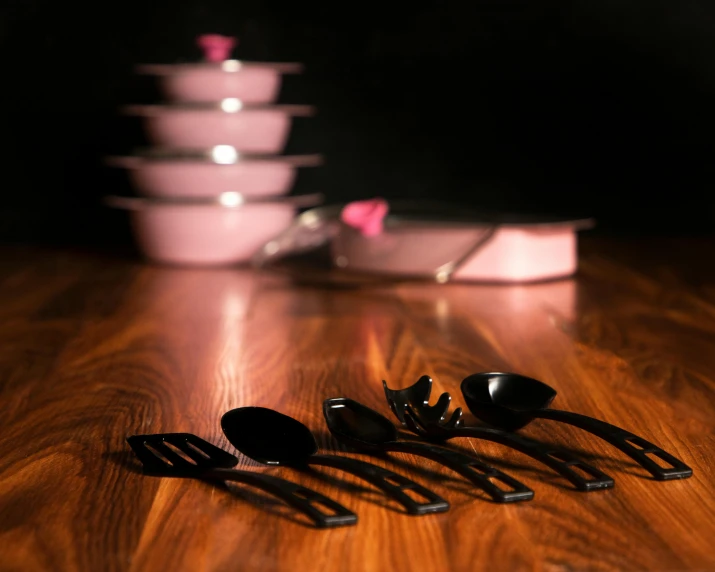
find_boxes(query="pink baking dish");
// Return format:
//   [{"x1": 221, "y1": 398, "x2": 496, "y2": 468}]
[
  {"x1": 106, "y1": 148, "x2": 322, "y2": 199},
  {"x1": 136, "y1": 35, "x2": 302, "y2": 104},
  {"x1": 123, "y1": 103, "x2": 314, "y2": 152},
  {"x1": 332, "y1": 221, "x2": 588, "y2": 283},
  {"x1": 105, "y1": 193, "x2": 322, "y2": 266},
  {"x1": 253, "y1": 200, "x2": 594, "y2": 283}
]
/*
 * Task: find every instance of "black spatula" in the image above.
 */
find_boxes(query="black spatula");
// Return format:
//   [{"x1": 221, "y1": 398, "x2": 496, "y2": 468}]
[{"x1": 127, "y1": 433, "x2": 357, "y2": 528}]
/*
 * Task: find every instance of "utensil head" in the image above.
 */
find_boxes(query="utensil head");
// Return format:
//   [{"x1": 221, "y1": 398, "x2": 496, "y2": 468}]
[
  {"x1": 382, "y1": 375, "x2": 441, "y2": 421},
  {"x1": 221, "y1": 407, "x2": 318, "y2": 465},
  {"x1": 126, "y1": 433, "x2": 238, "y2": 476},
  {"x1": 402, "y1": 405, "x2": 452, "y2": 441},
  {"x1": 461, "y1": 372, "x2": 558, "y2": 431},
  {"x1": 382, "y1": 376, "x2": 462, "y2": 431},
  {"x1": 323, "y1": 398, "x2": 399, "y2": 449}
]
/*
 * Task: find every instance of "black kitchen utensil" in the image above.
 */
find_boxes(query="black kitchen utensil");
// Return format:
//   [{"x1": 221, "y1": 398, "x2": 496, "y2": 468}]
[
  {"x1": 127, "y1": 433, "x2": 357, "y2": 528},
  {"x1": 384, "y1": 377, "x2": 615, "y2": 491},
  {"x1": 461, "y1": 372, "x2": 693, "y2": 481},
  {"x1": 221, "y1": 407, "x2": 449, "y2": 515},
  {"x1": 323, "y1": 397, "x2": 534, "y2": 503}
]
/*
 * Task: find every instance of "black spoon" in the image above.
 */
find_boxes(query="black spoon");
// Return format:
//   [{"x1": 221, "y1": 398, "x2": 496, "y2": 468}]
[
  {"x1": 127, "y1": 433, "x2": 357, "y2": 528},
  {"x1": 220, "y1": 407, "x2": 450, "y2": 515},
  {"x1": 461, "y1": 372, "x2": 693, "y2": 481},
  {"x1": 323, "y1": 397, "x2": 534, "y2": 503}
]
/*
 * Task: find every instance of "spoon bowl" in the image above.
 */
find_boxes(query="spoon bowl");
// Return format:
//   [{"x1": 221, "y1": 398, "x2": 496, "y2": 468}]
[
  {"x1": 461, "y1": 372, "x2": 557, "y2": 431},
  {"x1": 323, "y1": 398, "x2": 399, "y2": 449},
  {"x1": 221, "y1": 407, "x2": 317, "y2": 464}
]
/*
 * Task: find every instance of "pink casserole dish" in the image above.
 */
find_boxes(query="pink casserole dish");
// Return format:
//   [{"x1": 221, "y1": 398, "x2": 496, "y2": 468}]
[
  {"x1": 123, "y1": 102, "x2": 314, "y2": 153},
  {"x1": 136, "y1": 34, "x2": 303, "y2": 104},
  {"x1": 332, "y1": 221, "x2": 589, "y2": 283},
  {"x1": 253, "y1": 200, "x2": 594, "y2": 283},
  {"x1": 105, "y1": 193, "x2": 322, "y2": 266},
  {"x1": 106, "y1": 148, "x2": 322, "y2": 199}
]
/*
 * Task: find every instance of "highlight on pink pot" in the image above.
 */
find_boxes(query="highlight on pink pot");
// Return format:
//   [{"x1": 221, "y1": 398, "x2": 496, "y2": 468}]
[
  {"x1": 104, "y1": 194, "x2": 323, "y2": 266},
  {"x1": 104, "y1": 149, "x2": 322, "y2": 199},
  {"x1": 123, "y1": 104, "x2": 313, "y2": 153},
  {"x1": 135, "y1": 35, "x2": 302, "y2": 104},
  {"x1": 197, "y1": 34, "x2": 237, "y2": 62},
  {"x1": 340, "y1": 198, "x2": 389, "y2": 237}
]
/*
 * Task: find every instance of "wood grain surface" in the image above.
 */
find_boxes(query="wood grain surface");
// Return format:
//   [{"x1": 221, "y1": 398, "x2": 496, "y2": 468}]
[{"x1": 0, "y1": 236, "x2": 714, "y2": 572}]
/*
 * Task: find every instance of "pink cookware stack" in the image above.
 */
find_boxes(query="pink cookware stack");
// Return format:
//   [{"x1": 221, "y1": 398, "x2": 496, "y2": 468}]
[{"x1": 106, "y1": 34, "x2": 324, "y2": 265}]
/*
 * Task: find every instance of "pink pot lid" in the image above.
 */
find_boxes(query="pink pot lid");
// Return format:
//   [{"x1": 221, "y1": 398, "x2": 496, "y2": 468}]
[
  {"x1": 378, "y1": 215, "x2": 596, "y2": 231},
  {"x1": 104, "y1": 192, "x2": 324, "y2": 211},
  {"x1": 121, "y1": 102, "x2": 315, "y2": 116},
  {"x1": 105, "y1": 147, "x2": 323, "y2": 167},
  {"x1": 362, "y1": 200, "x2": 596, "y2": 231},
  {"x1": 136, "y1": 34, "x2": 303, "y2": 75}
]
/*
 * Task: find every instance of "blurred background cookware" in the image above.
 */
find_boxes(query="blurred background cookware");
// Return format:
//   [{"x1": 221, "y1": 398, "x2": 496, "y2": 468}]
[
  {"x1": 106, "y1": 34, "x2": 323, "y2": 266},
  {"x1": 122, "y1": 103, "x2": 314, "y2": 153},
  {"x1": 105, "y1": 193, "x2": 322, "y2": 265},
  {"x1": 136, "y1": 34, "x2": 303, "y2": 104},
  {"x1": 106, "y1": 148, "x2": 322, "y2": 199},
  {"x1": 254, "y1": 199, "x2": 594, "y2": 283}
]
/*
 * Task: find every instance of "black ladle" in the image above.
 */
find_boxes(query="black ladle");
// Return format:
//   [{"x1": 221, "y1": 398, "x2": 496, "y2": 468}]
[
  {"x1": 461, "y1": 372, "x2": 693, "y2": 480},
  {"x1": 220, "y1": 407, "x2": 449, "y2": 515},
  {"x1": 323, "y1": 397, "x2": 534, "y2": 503}
]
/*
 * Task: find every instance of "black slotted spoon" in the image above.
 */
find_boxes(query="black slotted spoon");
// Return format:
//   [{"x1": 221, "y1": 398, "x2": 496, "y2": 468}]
[
  {"x1": 323, "y1": 397, "x2": 535, "y2": 503},
  {"x1": 127, "y1": 433, "x2": 357, "y2": 528},
  {"x1": 221, "y1": 407, "x2": 450, "y2": 515}
]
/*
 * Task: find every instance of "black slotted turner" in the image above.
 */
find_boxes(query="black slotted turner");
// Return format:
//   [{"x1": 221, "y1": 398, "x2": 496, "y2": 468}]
[{"x1": 127, "y1": 433, "x2": 357, "y2": 528}]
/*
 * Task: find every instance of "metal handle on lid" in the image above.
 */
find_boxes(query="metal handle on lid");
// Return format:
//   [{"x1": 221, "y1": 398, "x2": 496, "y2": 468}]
[{"x1": 433, "y1": 226, "x2": 497, "y2": 283}]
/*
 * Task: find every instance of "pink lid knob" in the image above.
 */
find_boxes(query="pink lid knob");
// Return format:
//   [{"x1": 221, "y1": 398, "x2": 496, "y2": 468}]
[
  {"x1": 341, "y1": 198, "x2": 389, "y2": 237},
  {"x1": 197, "y1": 34, "x2": 237, "y2": 62}
]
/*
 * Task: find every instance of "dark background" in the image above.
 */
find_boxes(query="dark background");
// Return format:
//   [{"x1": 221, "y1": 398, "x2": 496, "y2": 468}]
[{"x1": 3, "y1": 0, "x2": 715, "y2": 247}]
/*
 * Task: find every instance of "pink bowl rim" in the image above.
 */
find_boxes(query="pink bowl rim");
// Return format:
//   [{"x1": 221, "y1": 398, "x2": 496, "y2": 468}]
[
  {"x1": 104, "y1": 192, "x2": 323, "y2": 211},
  {"x1": 104, "y1": 152, "x2": 323, "y2": 168},
  {"x1": 136, "y1": 60, "x2": 303, "y2": 75},
  {"x1": 122, "y1": 103, "x2": 315, "y2": 116}
]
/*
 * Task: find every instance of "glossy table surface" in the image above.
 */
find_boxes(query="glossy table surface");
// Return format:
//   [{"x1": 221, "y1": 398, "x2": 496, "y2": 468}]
[{"x1": 1, "y1": 236, "x2": 714, "y2": 571}]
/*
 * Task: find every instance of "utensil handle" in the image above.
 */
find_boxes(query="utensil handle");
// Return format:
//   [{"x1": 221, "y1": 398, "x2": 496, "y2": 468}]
[
  {"x1": 452, "y1": 427, "x2": 615, "y2": 492},
  {"x1": 309, "y1": 454, "x2": 449, "y2": 515},
  {"x1": 383, "y1": 441, "x2": 534, "y2": 503},
  {"x1": 203, "y1": 468, "x2": 357, "y2": 528},
  {"x1": 537, "y1": 409, "x2": 693, "y2": 480}
]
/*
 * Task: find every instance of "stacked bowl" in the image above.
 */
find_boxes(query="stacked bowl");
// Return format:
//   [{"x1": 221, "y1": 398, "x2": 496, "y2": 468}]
[{"x1": 106, "y1": 34, "x2": 323, "y2": 265}]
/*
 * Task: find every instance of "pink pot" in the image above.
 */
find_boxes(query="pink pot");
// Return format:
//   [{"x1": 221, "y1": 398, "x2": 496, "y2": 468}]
[
  {"x1": 123, "y1": 103, "x2": 314, "y2": 153},
  {"x1": 106, "y1": 150, "x2": 322, "y2": 199},
  {"x1": 138, "y1": 61, "x2": 302, "y2": 104},
  {"x1": 105, "y1": 194, "x2": 322, "y2": 266},
  {"x1": 136, "y1": 34, "x2": 302, "y2": 104}
]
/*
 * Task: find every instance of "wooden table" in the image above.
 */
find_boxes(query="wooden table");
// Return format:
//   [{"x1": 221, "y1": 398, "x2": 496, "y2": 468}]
[{"x1": 1, "y1": 237, "x2": 714, "y2": 571}]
